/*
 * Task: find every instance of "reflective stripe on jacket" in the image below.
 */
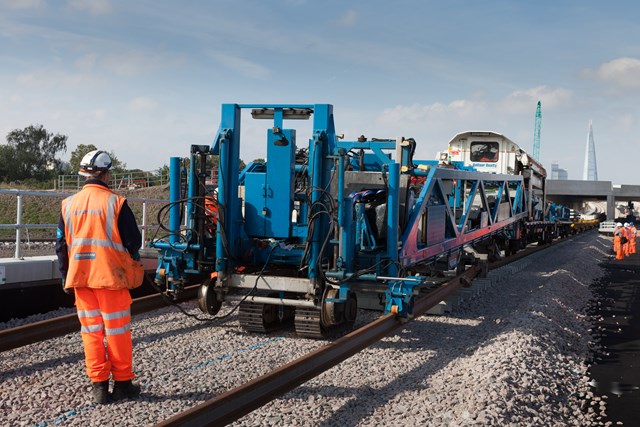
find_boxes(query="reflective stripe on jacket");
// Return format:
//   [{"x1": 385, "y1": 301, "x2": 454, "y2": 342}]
[{"x1": 62, "y1": 184, "x2": 143, "y2": 289}]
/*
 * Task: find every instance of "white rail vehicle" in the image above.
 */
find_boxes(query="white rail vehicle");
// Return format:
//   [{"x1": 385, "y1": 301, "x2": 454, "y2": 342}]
[{"x1": 446, "y1": 131, "x2": 547, "y2": 221}]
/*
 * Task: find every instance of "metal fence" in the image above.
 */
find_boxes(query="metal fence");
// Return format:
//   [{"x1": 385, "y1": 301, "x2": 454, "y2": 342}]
[
  {"x1": 0, "y1": 189, "x2": 169, "y2": 259},
  {"x1": 57, "y1": 170, "x2": 169, "y2": 192}
]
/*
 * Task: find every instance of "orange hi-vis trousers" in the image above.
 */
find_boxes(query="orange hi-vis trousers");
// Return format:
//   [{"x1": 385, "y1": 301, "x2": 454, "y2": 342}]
[
  {"x1": 75, "y1": 288, "x2": 135, "y2": 382},
  {"x1": 614, "y1": 235, "x2": 624, "y2": 260}
]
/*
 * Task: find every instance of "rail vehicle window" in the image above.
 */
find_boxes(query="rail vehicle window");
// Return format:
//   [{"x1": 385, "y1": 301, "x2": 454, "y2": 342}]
[{"x1": 470, "y1": 141, "x2": 499, "y2": 162}]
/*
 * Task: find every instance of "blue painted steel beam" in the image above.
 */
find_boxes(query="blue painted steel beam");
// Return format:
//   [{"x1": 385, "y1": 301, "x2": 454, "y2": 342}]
[
  {"x1": 238, "y1": 104, "x2": 315, "y2": 109},
  {"x1": 386, "y1": 163, "x2": 400, "y2": 276},
  {"x1": 215, "y1": 104, "x2": 242, "y2": 274},
  {"x1": 169, "y1": 157, "x2": 181, "y2": 245}
]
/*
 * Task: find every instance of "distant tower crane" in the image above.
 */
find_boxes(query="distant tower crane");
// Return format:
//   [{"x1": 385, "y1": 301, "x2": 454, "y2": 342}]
[{"x1": 532, "y1": 101, "x2": 542, "y2": 161}]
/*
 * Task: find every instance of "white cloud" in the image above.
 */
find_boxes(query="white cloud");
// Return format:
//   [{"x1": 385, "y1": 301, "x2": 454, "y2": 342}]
[
  {"x1": 67, "y1": 0, "x2": 111, "y2": 15},
  {"x1": 16, "y1": 69, "x2": 101, "y2": 87},
  {"x1": 128, "y1": 97, "x2": 158, "y2": 112},
  {"x1": 500, "y1": 86, "x2": 573, "y2": 113},
  {"x1": 378, "y1": 87, "x2": 572, "y2": 130},
  {"x1": 379, "y1": 99, "x2": 488, "y2": 124},
  {"x1": 582, "y1": 57, "x2": 640, "y2": 89},
  {"x1": 338, "y1": 10, "x2": 358, "y2": 27},
  {"x1": 14, "y1": 50, "x2": 177, "y2": 91},
  {"x1": 101, "y1": 52, "x2": 157, "y2": 77},
  {"x1": 208, "y1": 51, "x2": 270, "y2": 79},
  {"x1": 364, "y1": 100, "x2": 493, "y2": 161},
  {"x1": 368, "y1": 87, "x2": 573, "y2": 162},
  {"x1": 99, "y1": 51, "x2": 183, "y2": 77},
  {"x1": 0, "y1": 0, "x2": 45, "y2": 9}
]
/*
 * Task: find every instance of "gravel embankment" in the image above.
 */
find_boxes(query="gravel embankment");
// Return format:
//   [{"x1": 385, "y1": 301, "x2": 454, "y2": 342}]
[
  {"x1": 0, "y1": 241, "x2": 56, "y2": 258},
  {"x1": 0, "y1": 232, "x2": 610, "y2": 426}
]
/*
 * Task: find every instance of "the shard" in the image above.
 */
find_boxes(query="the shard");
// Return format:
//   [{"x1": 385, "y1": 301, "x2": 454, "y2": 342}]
[{"x1": 582, "y1": 121, "x2": 598, "y2": 181}]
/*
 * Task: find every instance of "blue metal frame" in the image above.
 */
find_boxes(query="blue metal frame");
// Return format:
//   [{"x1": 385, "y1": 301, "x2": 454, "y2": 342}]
[{"x1": 154, "y1": 102, "x2": 539, "y2": 319}]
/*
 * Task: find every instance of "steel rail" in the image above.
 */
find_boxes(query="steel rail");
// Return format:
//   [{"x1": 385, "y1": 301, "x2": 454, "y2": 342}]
[
  {"x1": 0, "y1": 283, "x2": 198, "y2": 353},
  {"x1": 154, "y1": 265, "x2": 481, "y2": 427}
]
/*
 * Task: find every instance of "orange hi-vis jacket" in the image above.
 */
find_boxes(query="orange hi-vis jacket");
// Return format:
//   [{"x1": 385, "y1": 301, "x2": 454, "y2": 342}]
[
  {"x1": 62, "y1": 184, "x2": 143, "y2": 290},
  {"x1": 613, "y1": 233, "x2": 622, "y2": 251}
]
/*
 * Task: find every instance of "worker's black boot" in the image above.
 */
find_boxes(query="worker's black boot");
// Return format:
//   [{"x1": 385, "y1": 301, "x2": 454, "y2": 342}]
[
  {"x1": 112, "y1": 380, "x2": 141, "y2": 401},
  {"x1": 91, "y1": 380, "x2": 110, "y2": 405}
]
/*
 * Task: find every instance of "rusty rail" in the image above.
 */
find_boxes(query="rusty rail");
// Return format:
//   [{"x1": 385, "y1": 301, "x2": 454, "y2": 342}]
[{"x1": 0, "y1": 285, "x2": 198, "y2": 353}]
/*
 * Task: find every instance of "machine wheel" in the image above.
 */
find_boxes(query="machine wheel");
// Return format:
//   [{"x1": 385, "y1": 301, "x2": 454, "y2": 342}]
[
  {"x1": 343, "y1": 293, "x2": 358, "y2": 327},
  {"x1": 322, "y1": 288, "x2": 344, "y2": 326},
  {"x1": 197, "y1": 280, "x2": 222, "y2": 315}
]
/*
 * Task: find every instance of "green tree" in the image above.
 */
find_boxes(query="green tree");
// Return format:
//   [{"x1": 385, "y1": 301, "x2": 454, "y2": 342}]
[
  {"x1": 68, "y1": 144, "x2": 127, "y2": 175},
  {"x1": 0, "y1": 125, "x2": 68, "y2": 182},
  {"x1": 204, "y1": 155, "x2": 246, "y2": 173},
  {"x1": 155, "y1": 164, "x2": 170, "y2": 185},
  {"x1": 0, "y1": 145, "x2": 14, "y2": 181}
]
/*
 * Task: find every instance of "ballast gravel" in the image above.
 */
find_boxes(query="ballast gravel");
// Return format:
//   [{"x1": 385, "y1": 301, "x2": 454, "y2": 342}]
[{"x1": 0, "y1": 232, "x2": 612, "y2": 426}]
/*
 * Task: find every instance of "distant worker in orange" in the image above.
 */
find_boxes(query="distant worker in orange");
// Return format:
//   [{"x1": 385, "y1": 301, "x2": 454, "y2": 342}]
[
  {"x1": 623, "y1": 223, "x2": 631, "y2": 256},
  {"x1": 629, "y1": 222, "x2": 637, "y2": 255},
  {"x1": 613, "y1": 222, "x2": 625, "y2": 260},
  {"x1": 55, "y1": 150, "x2": 144, "y2": 404}
]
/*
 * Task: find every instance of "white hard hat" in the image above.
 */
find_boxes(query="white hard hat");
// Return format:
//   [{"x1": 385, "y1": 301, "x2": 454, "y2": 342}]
[
  {"x1": 617, "y1": 222, "x2": 623, "y2": 227},
  {"x1": 624, "y1": 222, "x2": 629, "y2": 227},
  {"x1": 79, "y1": 150, "x2": 112, "y2": 177}
]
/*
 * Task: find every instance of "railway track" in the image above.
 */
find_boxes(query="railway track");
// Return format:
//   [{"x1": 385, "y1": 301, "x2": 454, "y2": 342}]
[
  {"x1": 0, "y1": 285, "x2": 198, "y2": 352},
  {"x1": 0, "y1": 232, "x2": 593, "y2": 427},
  {"x1": 154, "y1": 236, "x2": 571, "y2": 426}
]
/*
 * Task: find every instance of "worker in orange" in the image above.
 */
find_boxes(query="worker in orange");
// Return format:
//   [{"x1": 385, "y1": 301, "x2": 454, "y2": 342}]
[
  {"x1": 629, "y1": 222, "x2": 637, "y2": 255},
  {"x1": 55, "y1": 150, "x2": 144, "y2": 404},
  {"x1": 613, "y1": 222, "x2": 625, "y2": 260},
  {"x1": 623, "y1": 223, "x2": 632, "y2": 256}
]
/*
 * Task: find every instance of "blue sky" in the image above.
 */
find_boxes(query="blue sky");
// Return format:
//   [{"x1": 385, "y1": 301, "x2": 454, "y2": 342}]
[{"x1": 1, "y1": 0, "x2": 639, "y2": 183}]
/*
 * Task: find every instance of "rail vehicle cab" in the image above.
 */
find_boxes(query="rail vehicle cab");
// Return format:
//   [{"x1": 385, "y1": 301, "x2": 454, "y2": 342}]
[{"x1": 446, "y1": 131, "x2": 545, "y2": 178}]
